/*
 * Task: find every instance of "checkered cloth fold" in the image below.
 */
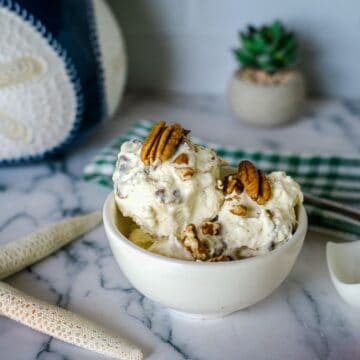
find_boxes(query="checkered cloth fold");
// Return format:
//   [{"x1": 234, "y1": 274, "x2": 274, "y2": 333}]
[{"x1": 84, "y1": 120, "x2": 360, "y2": 239}]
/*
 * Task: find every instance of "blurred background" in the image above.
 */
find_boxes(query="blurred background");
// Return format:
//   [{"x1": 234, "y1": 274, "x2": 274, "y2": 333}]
[
  {"x1": 1, "y1": 0, "x2": 359, "y2": 166},
  {"x1": 108, "y1": 0, "x2": 360, "y2": 98}
]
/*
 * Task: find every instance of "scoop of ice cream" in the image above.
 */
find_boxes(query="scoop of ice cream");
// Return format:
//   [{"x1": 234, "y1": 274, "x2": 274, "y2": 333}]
[
  {"x1": 218, "y1": 171, "x2": 303, "y2": 257},
  {"x1": 144, "y1": 170, "x2": 303, "y2": 261},
  {"x1": 113, "y1": 139, "x2": 224, "y2": 237}
]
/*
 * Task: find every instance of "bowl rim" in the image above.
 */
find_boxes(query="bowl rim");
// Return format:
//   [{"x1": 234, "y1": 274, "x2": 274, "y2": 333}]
[{"x1": 103, "y1": 192, "x2": 308, "y2": 268}]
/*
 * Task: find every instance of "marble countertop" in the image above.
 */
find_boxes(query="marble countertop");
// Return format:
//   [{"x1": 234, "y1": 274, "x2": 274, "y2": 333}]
[{"x1": 1, "y1": 94, "x2": 360, "y2": 360}]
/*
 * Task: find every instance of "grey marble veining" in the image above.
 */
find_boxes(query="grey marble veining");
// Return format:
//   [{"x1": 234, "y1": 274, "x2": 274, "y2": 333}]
[{"x1": 0, "y1": 94, "x2": 360, "y2": 360}]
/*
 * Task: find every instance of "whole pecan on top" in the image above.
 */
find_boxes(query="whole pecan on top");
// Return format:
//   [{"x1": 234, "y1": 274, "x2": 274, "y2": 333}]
[
  {"x1": 238, "y1": 160, "x2": 271, "y2": 204},
  {"x1": 140, "y1": 121, "x2": 188, "y2": 165}
]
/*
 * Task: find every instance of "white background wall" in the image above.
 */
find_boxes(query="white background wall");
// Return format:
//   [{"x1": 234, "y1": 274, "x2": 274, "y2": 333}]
[{"x1": 107, "y1": 0, "x2": 360, "y2": 98}]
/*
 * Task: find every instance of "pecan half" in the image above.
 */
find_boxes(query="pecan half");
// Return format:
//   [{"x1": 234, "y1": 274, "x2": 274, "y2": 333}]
[
  {"x1": 180, "y1": 224, "x2": 208, "y2": 261},
  {"x1": 238, "y1": 161, "x2": 259, "y2": 200},
  {"x1": 201, "y1": 221, "x2": 221, "y2": 236},
  {"x1": 173, "y1": 153, "x2": 189, "y2": 165},
  {"x1": 159, "y1": 124, "x2": 185, "y2": 162},
  {"x1": 230, "y1": 205, "x2": 248, "y2": 216},
  {"x1": 238, "y1": 160, "x2": 271, "y2": 204},
  {"x1": 140, "y1": 121, "x2": 166, "y2": 165},
  {"x1": 140, "y1": 121, "x2": 188, "y2": 165}
]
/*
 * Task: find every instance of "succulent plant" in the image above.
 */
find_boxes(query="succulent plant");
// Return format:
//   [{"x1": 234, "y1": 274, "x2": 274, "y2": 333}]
[{"x1": 233, "y1": 20, "x2": 299, "y2": 73}]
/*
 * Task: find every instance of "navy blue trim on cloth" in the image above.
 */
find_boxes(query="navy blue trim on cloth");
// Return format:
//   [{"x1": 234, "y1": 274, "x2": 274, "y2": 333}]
[{"x1": 0, "y1": 0, "x2": 106, "y2": 165}]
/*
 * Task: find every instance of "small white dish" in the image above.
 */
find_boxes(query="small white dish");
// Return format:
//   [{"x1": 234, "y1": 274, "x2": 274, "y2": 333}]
[
  {"x1": 326, "y1": 241, "x2": 360, "y2": 307},
  {"x1": 103, "y1": 193, "x2": 308, "y2": 318}
]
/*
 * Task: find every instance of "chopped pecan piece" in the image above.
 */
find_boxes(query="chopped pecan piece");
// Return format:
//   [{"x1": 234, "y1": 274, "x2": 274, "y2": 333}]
[
  {"x1": 176, "y1": 167, "x2": 194, "y2": 180},
  {"x1": 180, "y1": 224, "x2": 208, "y2": 261},
  {"x1": 266, "y1": 209, "x2": 274, "y2": 219},
  {"x1": 223, "y1": 174, "x2": 243, "y2": 195},
  {"x1": 225, "y1": 175, "x2": 237, "y2": 194},
  {"x1": 216, "y1": 179, "x2": 224, "y2": 190},
  {"x1": 230, "y1": 205, "x2": 248, "y2": 216},
  {"x1": 201, "y1": 221, "x2": 221, "y2": 236},
  {"x1": 173, "y1": 153, "x2": 189, "y2": 165},
  {"x1": 238, "y1": 160, "x2": 271, "y2": 204},
  {"x1": 140, "y1": 121, "x2": 188, "y2": 165}
]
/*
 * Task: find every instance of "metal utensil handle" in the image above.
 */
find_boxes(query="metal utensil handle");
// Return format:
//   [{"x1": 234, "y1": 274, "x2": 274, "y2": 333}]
[{"x1": 304, "y1": 192, "x2": 360, "y2": 222}]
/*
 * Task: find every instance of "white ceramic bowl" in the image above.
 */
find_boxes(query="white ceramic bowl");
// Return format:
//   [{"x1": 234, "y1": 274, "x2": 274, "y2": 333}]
[{"x1": 103, "y1": 193, "x2": 308, "y2": 318}]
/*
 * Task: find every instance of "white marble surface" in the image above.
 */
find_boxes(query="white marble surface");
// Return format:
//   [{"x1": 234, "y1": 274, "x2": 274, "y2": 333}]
[{"x1": 0, "y1": 94, "x2": 359, "y2": 360}]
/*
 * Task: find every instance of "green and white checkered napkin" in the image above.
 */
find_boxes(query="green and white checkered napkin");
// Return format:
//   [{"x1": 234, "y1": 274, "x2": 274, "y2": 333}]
[{"x1": 84, "y1": 120, "x2": 360, "y2": 239}]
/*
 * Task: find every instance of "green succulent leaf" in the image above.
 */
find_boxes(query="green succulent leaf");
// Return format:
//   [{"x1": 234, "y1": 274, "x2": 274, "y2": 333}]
[
  {"x1": 256, "y1": 54, "x2": 274, "y2": 70},
  {"x1": 270, "y1": 20, "x2": 283, "y2": 39},
  {"x1": 233, "y1": 49, "x2": 256, "y2": 67},
  {"x1": 284, "y1": 49, "x2": 298, "y2": 66},
  {"x1": 282, "y1": 34, "x2": 297, "y2": 53},
  {"x1": 253, "y1": 33, "x2": 268, "y2": 51},
  {"x1": 233, "y1": 20, "x2": 299, "y2": 73},
  {"x1": 268, "y1": 21, "x2": 282, "y2": 50},
  {"x1": 241, "y1": 33, "x2": 259, "y2": 55},
  {"x1": 273, "y1": 49, "x2": 286, "y2": 61}
]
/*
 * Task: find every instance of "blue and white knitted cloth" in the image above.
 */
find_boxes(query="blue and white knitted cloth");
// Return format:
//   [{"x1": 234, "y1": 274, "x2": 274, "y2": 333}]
[{"x1": 0, "y1": 0, "x2": 126, "y2": 164}]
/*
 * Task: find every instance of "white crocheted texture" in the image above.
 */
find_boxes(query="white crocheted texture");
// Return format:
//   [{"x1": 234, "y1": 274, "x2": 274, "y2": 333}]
[
  {"x1": 0, "y1": 6, "x2": 77, "y2": 161},
  {"x1": 92, "y1": 0, "x2": 127, "y2": 117},
  {"x1": 0, "y1": 282, "x2": 143, "y2": 360}
]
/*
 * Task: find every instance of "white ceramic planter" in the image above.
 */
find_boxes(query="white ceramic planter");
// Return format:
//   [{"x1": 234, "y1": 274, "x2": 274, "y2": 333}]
[
  {"x1": 103, "y1": 192, "x2": 308, "y2": 319},
  {"x1": 228, "y1": 70, "x2": 305, "y2": 127}
]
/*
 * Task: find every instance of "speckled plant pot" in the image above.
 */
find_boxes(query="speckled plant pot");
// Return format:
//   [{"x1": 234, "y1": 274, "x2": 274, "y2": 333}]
[{"x1": 228, "y1": 70, "x2": 305, "y2": 127}]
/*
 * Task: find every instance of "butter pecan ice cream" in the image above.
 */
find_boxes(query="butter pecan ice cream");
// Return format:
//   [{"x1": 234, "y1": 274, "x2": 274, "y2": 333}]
[
  {"x1": 218, "y1": 170, "x2": 302, "y2": 258},
  {"x1": 113, "y1": 121, "x2": 303, "y2": 261},
  {"x1": 113, "y1": 124, "x2": 224, "y2": 238}
]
